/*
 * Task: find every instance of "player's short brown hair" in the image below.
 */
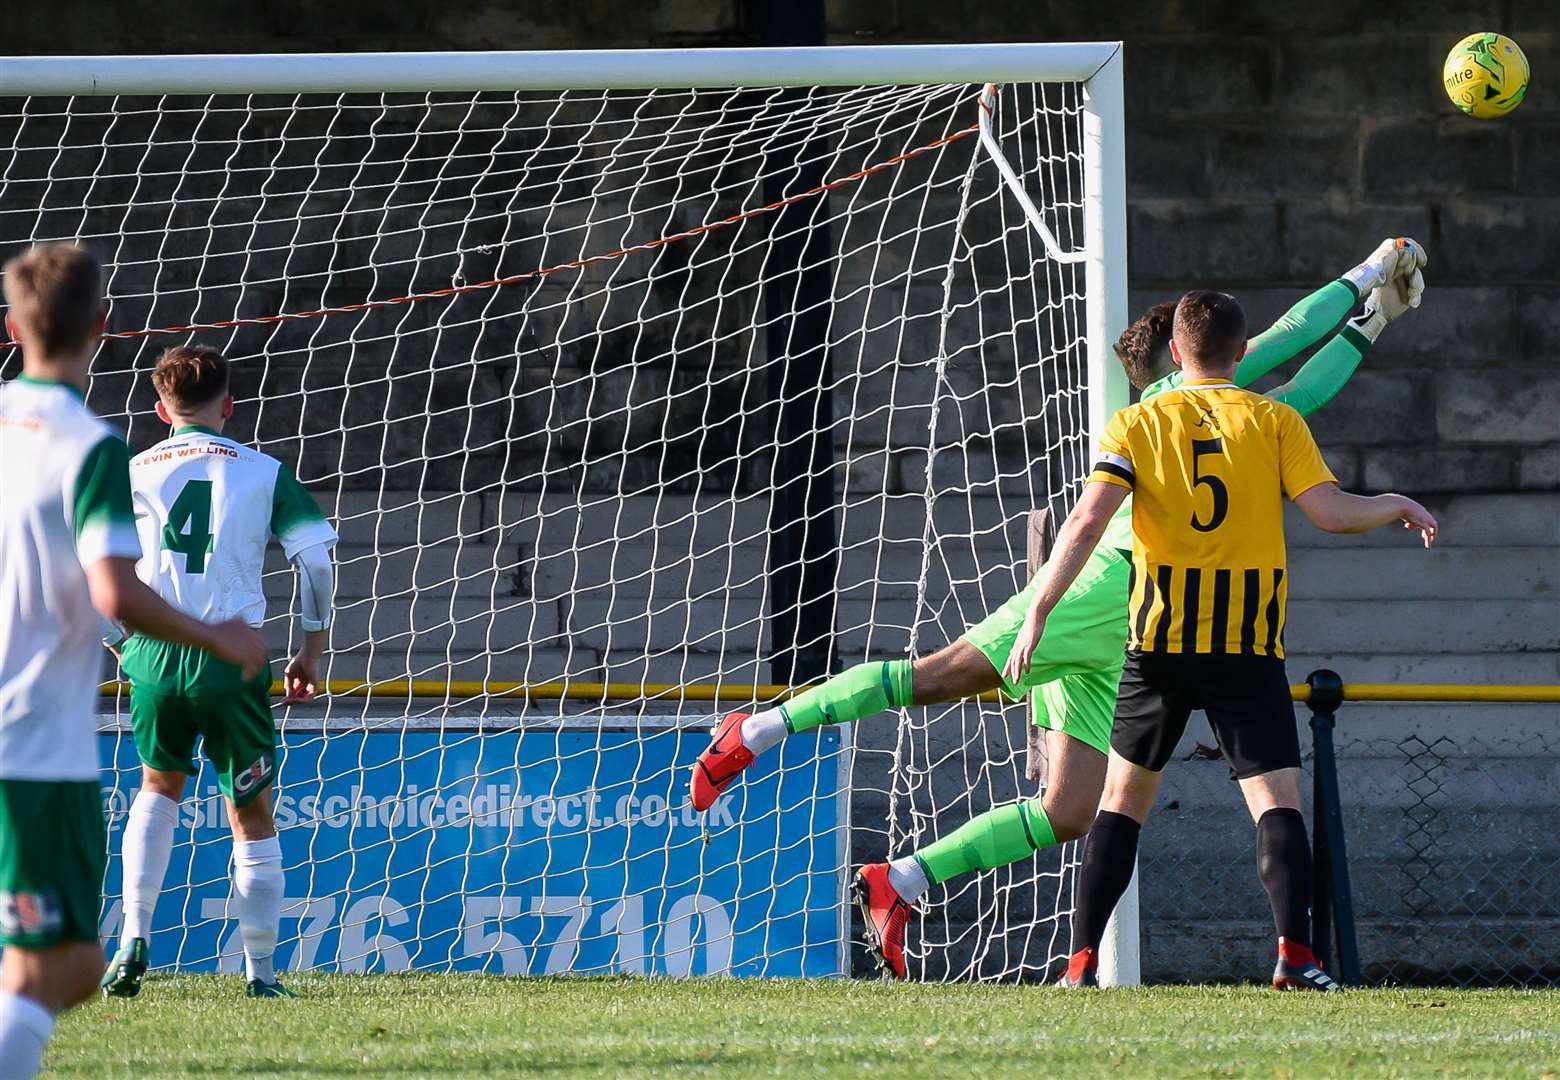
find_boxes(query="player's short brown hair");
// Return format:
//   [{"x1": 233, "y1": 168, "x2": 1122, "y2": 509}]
[
  {"x1": 1172, "y1": 290, "x2": 1247, "y2": 370},
  {"x1": 152, "y1": 344, "x2": 230, "y2": 410},
  {"x1": 1113, "y1": 301, "x2": 1176, "y2": 390},
  {"x1": 2, "y1": 243, "x2": 105, "y2": 355}
]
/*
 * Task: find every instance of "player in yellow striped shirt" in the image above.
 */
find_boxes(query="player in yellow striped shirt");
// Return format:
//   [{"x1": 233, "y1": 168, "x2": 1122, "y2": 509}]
[{"x1": 1005, "y1": 290, "x2": 1437, "y2": 990}]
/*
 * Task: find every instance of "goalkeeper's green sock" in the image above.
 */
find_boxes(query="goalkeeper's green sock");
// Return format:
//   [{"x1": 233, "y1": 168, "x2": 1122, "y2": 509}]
[
  {"x1": 782, "y1": 660, "x2": 913, "y2": 732},
  {"x1": 738, "y1": 660, "x2": 913, "y2": 755},
  {"x1": 887, "y1": 799, "x2": 1059, "y2": 902}
]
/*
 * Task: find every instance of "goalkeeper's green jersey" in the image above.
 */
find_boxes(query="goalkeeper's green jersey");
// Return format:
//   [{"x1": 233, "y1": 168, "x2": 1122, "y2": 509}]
[{"x1": 1097, "y1": 279, "x2": 1365, "y2": 551}]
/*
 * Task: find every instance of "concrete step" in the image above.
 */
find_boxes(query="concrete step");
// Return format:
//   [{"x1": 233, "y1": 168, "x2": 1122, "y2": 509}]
[
  {"x1": 1288, "y1": 546, "x2": 1558, "y2": 600},
  {"x1": 325, "y1": 594, "x2": 562, "y2": 653},
  {"x1": 264, "y1": 540, "x2": 517, "y2": 601},
  {"x1": 1285, "y1": 599, "x2": 1558, "y2": 654}
]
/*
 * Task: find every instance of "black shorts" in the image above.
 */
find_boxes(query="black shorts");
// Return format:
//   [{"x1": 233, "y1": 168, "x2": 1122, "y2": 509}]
[{"x1": 1110, "y1": 651, "x2": 1301, "y2": 779}]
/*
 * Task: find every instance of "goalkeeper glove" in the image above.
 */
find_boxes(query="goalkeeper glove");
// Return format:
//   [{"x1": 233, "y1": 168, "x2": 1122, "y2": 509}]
[
  {"x1": 1348, "y1": 273, "x2": 1421, "y2": 343},
  {"x1": 1345, "y1": 236, "x2": 1428, "y2": 298}
]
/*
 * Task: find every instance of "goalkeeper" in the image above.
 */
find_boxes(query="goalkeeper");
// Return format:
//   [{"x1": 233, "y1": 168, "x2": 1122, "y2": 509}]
[{"x1": 689, "y1": 238, "x2": 1427, "y2": 978}]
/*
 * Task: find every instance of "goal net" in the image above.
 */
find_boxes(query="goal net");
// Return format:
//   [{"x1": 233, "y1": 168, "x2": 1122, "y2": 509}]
[{"x1": 0, "y1": 45, "x2": 1127, "y2": 982}]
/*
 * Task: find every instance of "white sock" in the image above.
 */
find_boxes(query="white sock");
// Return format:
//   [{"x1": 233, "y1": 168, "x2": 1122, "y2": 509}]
[
  {"x1": 121, "y1": 789, "x2": 179, "y2": 945},
  {"x1": 887, "y1": 856, "x2": 930, "y2": 904},
  {"x1": 0, "y1": 991, "x2": 54, "y2": 1080},
  {"x1": 233, "y1": 836, "x2": 284, "y2": 984},
  {"x1": 739, "y1": 709, "x2": 789, "y2": 755}
]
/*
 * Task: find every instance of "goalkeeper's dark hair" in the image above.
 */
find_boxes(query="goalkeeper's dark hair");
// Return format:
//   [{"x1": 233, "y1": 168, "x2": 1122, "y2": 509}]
[
  {"x1": 1113, "y1": 301, "x2": 1176, "y2": 390},
  {"x1": 1173, "y1": 290, "x2": 1247, "y2": 370},
  {"x1": 153, "y1": 344, "x2": 230, "y2": 410}
]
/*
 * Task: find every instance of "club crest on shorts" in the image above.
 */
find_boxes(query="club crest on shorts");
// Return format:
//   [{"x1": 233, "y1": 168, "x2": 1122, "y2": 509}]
[
  {"x1": 233, "y1": 754, "x2": 274, "y2": 797},
  {"x1": 0, "y1": 889, "x2": 64, "y2": 937}
]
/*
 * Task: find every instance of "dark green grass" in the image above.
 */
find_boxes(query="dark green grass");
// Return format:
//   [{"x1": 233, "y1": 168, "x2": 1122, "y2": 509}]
[{"x1": 50, "y1": 974, "x2": 1559, "y2": 1078}]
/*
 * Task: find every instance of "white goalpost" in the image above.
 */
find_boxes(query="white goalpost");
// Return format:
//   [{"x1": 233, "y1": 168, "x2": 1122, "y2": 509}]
[{"x1": 0, "y1": 42, "x2": 1133, "y2": 983}]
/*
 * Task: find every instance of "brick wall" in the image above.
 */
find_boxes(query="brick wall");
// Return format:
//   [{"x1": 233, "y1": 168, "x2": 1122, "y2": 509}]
[{"x1": 8, "y1": 0, "x2": 1555, "y2": 492}]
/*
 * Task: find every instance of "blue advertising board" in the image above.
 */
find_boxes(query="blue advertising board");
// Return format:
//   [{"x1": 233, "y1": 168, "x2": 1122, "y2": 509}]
[{"x1": 95, "y1": 718, "x2": 847, "y2": 977}]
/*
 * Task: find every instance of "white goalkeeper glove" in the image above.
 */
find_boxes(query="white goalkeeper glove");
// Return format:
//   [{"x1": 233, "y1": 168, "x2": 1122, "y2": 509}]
[
  {"x1": 1345, "y1": 236, "x2": 1428, "y2": 298},
  {"x1": 1348, "y1": 273, "x2": 1422, "y2": 343}
]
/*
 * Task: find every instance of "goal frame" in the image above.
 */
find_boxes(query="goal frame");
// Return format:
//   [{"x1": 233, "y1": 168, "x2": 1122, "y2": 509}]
[{"x1": 2, "y1": 41, "x2": 1134, "y2": 984}]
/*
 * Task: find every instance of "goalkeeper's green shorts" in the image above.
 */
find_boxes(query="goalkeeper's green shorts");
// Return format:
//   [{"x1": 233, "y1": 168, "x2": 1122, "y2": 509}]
[{"x1": 961, "y1": 545, "x2": 1131, "y2": 756}]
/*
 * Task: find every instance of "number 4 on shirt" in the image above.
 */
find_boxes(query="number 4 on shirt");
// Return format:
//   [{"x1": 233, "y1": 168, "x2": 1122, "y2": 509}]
[{"x1": 162, "y1": 478, "x2": 215, "y2": 574}]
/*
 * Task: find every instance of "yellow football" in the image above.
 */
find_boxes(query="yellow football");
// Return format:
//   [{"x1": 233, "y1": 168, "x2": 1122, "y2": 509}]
[{"x1": 1444, "y1": 32, "x2": 1529, "y2": 118}]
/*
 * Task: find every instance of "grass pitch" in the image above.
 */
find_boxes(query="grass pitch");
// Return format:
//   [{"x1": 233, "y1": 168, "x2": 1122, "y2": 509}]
[{"x1": 50, "y1": 974, "x2": 1559, "y2": 1078}]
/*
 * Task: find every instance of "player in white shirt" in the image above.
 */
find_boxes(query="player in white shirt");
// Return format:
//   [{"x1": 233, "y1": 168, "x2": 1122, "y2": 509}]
[
  {"x1": 100, "y1": 344, "x2": 337, "y2": 1000},
  {"x1": 0, "y1": 244, "x2": 264, "y2": 1080}
]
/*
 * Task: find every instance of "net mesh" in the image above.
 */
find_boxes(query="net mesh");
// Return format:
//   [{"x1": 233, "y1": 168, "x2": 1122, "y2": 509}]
[{"x1": 0, "y1": 79, "x2": 1094, "y2": 978}]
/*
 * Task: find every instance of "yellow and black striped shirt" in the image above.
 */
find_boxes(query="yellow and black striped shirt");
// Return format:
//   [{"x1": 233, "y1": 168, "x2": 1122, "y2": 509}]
[{"x1": 1088, "y1": 379, "x2": 1336, "y2": 658}]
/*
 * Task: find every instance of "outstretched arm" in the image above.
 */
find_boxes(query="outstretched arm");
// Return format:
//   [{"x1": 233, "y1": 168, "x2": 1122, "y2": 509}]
[
  {"x1": 1263, "y1": 326, "x2": 1367, "y2": 418},
  {"x1": 1266, "y1": 268, "x2": 1424, "y2": 417},
  {"x1": 1235, "y1": 279, "x2": 1359, "y2": 387},
  {"x1": 1235, "y1": 237, "x2": 1425, "y2": 388},
  {"x1": 1294, "y1": 483, "x2": 1438, "y2": 546}
]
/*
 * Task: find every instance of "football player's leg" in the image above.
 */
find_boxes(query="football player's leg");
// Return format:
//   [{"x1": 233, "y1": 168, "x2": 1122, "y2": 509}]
[
  {"x1": 690, "y1": 656, "x2": 916, "y2": 810},
  {"x1": 691, "y1": 642, "x2": 1001, "y2": 811},
  {"x1": 0, "y1": 778, "x2": 107, "y2": 1077},
  {"x1": 886, "y1": 670, "x2": 1115, "y2": 907},
  {"x1": 1062, "y1": 653, "x2": 1191, "y2": 984},
  {"x1": 1204, "y1": 658, "x2": 1334, "y2": 989},
  {"x1": 104, "y1": 766, "x2": 186, "y2": 997},
  {"x1": 204, "y1": 672, "x2": 287, "y2": 995},
  {"x1": 1, "y1": 944, "x2": 102, "y2": 1078},
  {"x1": 106, "y1": 686, "x2": 198, "y2": 996},
  {"x1": 228, "y1": 789, "x2": 288, "y2": 995}
]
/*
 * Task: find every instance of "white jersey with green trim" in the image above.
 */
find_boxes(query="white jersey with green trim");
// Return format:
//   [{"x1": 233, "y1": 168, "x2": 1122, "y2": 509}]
[
  {"x1": 0, "y1": 376, "x2": 141, "y2": 781},
  {"x1": 129, "y1": 426, "x2": 336, "y2": 629}
]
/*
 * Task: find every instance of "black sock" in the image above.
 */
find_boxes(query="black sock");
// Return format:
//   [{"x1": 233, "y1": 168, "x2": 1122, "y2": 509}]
[
  {"x1": 1070, "y1": 810, "x2": 1142, "y2": 954},
  {"x1": 1256, "y1": 807, "x2": 1313, "y2": 947}
]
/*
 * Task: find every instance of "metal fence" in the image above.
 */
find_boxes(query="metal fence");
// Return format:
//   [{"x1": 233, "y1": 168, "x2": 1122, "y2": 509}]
[{"x1": 1137, "y1": 678, "x2": 1560, "y2": 987}]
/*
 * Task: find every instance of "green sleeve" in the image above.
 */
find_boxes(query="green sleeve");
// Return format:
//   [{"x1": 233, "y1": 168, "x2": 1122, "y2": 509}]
[
  {"x1": 72, "y1": 434, "x2": 140, "y2": 562},
  {"x1": 1235, "y1": 279, "x2": 1359, "y2": 388},
  {"x1": 1263, "y1": 327, "x2": 1370, "y2": 418},
  {"x1": 271, "y1": 462, "x2": 337, "y2": 559},
  {"x1": 270, "y1": 462, "x2": 327, "y2": 537}
]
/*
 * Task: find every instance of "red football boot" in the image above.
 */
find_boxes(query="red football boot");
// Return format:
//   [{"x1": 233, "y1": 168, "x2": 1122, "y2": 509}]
[
  {"x1": 1056, "y1": 946, "x2": 1099, "y2": 988},
  {"x1": 852, "y1": 862, "x2": 914, "y2": 979},
  {"x1": 689, "y1": 711, "x2": 753, "y2": 812},
  {"x1": 1272, "y1": 937, "x2": 1341, "y2": 991}
]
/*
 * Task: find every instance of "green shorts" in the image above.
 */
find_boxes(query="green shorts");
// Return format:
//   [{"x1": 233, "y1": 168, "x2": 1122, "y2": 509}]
[
  {"x1": 0, "y1": 779, "x2": 105, "y2": 948},
  {"x1": 962, "y1": 545, "x2": 1131, "y2": 756},
  {"x1": 120, "y1": 635, "x2": 277, "y2": 808}
]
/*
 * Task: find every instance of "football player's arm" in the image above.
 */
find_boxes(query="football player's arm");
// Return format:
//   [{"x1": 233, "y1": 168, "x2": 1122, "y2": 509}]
[
  {"x1": 1265, "y1": 271, "x2": 1425, "y2": 417},
  {"x1": 1294, "y1": 485, "x2": 1437, "y2": 544},
  {"x1": 283, "y1": 542, "x2": 335, "y2": 703},
  {"x1": 1278, "y1": 409, "x2": 1438, "y2": 546},
  {"x1": 272, "y1": 462, "x2": 338, "y2": 703},
  {"x1": 1235, "y1": 279, "x2": 1359, "y2": 387},
  {"x1": 1002, "y1": 480, "x2": 1127, "y2": 685},
  {"x1": 85, "y1": 559, "x2": 266, "y2": 673},
  {"x1": 1236, "y1": 238, "x2": 1424, "y2": 388},
  {"x1": 1003, "y1": 410, "x2": 1134, "y2": 684}
]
